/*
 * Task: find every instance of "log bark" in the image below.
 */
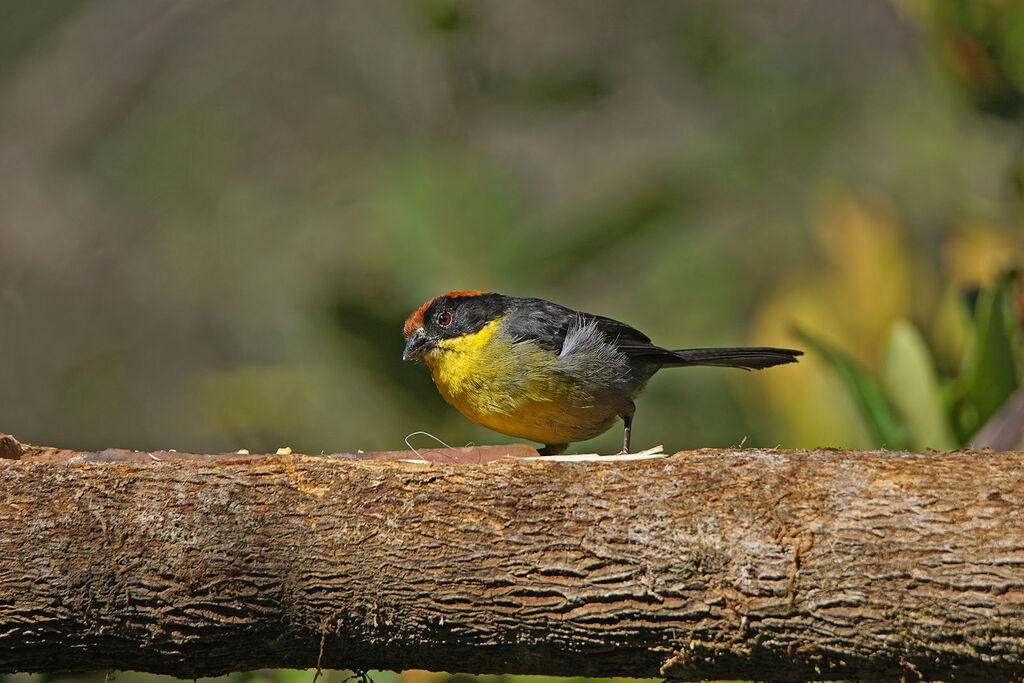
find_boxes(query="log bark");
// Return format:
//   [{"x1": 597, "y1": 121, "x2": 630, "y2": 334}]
[{"x1": 1, "y1": 435, "x2": 1023, "y2": 681}]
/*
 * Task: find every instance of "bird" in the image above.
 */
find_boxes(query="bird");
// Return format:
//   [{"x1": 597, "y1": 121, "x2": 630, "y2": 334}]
[{"x1": 402, "y1": 290, "x2": 801, "y2": 455}]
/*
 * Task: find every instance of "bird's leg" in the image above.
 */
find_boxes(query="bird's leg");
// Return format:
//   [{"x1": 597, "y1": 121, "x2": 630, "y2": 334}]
[
  {"x1": 620, "y1": 403, "x2": 635, "y2": 454},
  {"x1": 538, "y1": 443, "x2": 568, "y2": 456}
]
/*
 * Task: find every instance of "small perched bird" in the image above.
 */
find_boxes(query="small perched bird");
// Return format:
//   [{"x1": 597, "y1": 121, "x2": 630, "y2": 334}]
[{"x1": 402, "y1": 290, "x2": 801, "y2": 455}]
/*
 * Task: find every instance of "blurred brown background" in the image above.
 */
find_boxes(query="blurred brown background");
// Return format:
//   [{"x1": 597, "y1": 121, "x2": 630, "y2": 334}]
[
  {"x1": 3, "y1": 0, "x2": 1022, "y2": 460},
  {"x1": 3, "y1": 1, "x2": 1024, "y2": 452},
  {"x1": 2, "y1": 2, "x2": 1024, "y2": 682}
]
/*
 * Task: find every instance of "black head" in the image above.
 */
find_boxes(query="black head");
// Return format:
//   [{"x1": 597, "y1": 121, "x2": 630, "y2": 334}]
[{"x1": 402, "y1": 291, "x2": 507, "y2": 360}]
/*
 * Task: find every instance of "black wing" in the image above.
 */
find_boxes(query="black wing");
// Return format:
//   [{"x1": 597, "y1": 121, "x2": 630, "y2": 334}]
[
  {"x1": 502, "y1": 296, "x2": 803, "y2": 369},
  {"x1": 502, "y1": 297, "x2": 654, "y2": 354}
]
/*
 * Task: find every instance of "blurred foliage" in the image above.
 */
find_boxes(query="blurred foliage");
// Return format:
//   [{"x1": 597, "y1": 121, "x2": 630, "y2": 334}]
[
  {"x1": 796, "y1": 274, "x2": 1023, "y2": 450},
  {"x1": 898, "y1": 0, "x2": 1024, "y2": 118},
  {"x1": 0, "y1": 3, "x2": 1020, "y2": 452},
  {"x1": 751, "y1": 203, "x2": 1023, "y2": 449},
  {"x1": 1, "y1": 0, "x2": 1024, "y2": 679}
]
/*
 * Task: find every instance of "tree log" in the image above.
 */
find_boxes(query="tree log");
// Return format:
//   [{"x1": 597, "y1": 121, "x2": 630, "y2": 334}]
[{"x1": 1, "y1": 434, "x2": 1023, "y2": 681}]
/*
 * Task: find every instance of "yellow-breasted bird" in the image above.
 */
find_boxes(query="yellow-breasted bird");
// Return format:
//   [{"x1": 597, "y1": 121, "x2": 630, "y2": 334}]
[{"x1": 402, "y1": 290, "x2": 801, "y2": 455}]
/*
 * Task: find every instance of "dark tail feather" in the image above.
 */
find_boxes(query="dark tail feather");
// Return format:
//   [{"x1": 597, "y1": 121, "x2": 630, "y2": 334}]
[{"x1": 661, "y1": 346, "x2": 803, "y2": 370}]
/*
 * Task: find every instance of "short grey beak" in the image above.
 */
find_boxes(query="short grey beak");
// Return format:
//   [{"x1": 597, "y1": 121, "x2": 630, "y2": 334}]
[{"x1": 403, "y1": 329, "x2": 433, "y2": 360}]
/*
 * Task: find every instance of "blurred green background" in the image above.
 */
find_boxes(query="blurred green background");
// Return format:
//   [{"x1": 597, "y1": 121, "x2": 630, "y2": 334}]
[{"x1": 1, "y1": 0, "x2": 1024, "y2": 680}]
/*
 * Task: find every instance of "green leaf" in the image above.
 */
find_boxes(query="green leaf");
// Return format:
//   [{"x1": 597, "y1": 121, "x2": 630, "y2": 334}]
[
  {"x1": 795, "y1": 329, "x2": 908, "y2": 449},
  {"x1": 952, "y1": 286, "x2": 1020, "y2": 441},
  {"x1": 880, "y1": 320, "x2": 958, "y2": 450}
]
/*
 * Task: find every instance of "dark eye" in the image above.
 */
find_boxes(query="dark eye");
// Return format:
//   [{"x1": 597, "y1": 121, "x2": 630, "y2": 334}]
[{"x1": 437, "y1": 311, "x2": 452, "y2": 327}]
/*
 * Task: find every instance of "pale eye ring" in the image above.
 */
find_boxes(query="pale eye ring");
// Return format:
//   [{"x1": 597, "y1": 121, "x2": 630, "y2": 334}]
[{"x1": 437, "y1": 311, "x2": 452, "y2": 327}]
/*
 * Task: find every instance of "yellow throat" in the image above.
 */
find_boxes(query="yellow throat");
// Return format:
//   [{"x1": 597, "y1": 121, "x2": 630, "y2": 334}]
[
  {"x1": 419, "y1": 316, "x2": 612, "y2": 444},
  {"x1": 423, "y1": 317, "x2": 506, "y2": 404}
]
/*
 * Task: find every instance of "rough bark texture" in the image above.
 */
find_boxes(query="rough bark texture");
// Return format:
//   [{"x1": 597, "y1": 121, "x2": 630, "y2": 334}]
[{"x1": 1, "y1": 435, "x2": 1023, "y2": 681}]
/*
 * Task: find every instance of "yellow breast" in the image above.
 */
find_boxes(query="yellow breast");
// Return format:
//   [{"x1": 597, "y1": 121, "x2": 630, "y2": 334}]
[
  {"x1": 425, "y1": 317, "x2": 506, "y2": 399},
  {"x1": 422, "y1": 317, "x2": 617, "y2": 444}
]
